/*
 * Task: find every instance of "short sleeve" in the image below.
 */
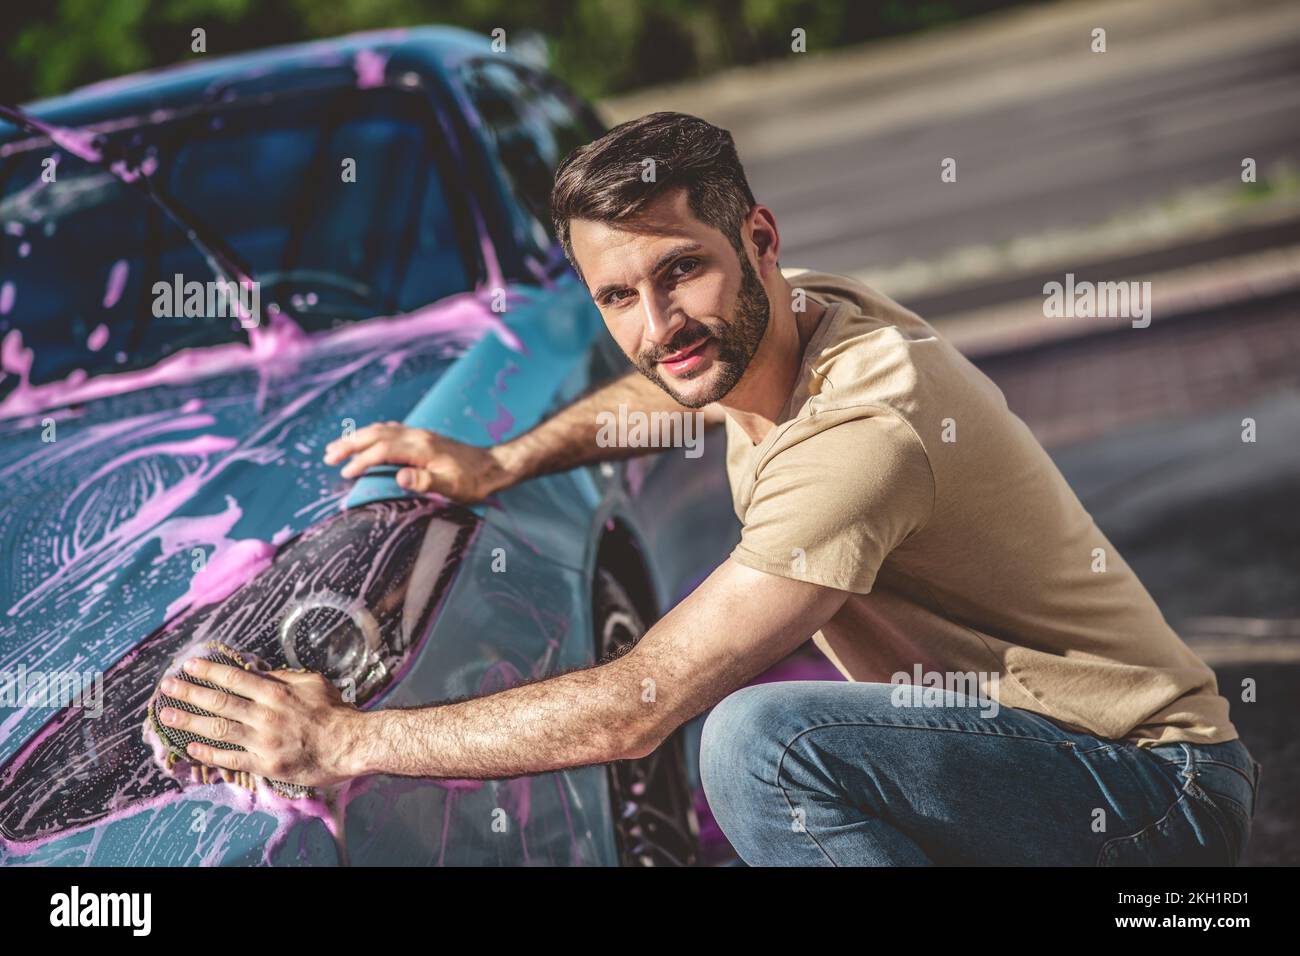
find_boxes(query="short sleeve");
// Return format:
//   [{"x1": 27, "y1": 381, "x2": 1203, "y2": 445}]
[{"x1": 731, "y1": 408, "x2": 935, "y2": 593}]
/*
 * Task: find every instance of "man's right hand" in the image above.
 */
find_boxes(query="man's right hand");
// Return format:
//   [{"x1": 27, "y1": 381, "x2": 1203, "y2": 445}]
[
  {"x1": 323, "y1": 421, "x2": 514, "y2": 504},
  {"x1": 322, "y1": 371, "x2": 724, "y2": 504}
]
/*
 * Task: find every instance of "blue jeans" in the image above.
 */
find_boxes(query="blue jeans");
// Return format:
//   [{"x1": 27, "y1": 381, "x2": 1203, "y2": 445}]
[{"x1": 699, "y1": 681, "x2": 1262, "y2": 866}]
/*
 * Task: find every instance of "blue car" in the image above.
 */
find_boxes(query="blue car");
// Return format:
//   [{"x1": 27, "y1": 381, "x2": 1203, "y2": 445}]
[{"x1": 0, "y1": 27, "x2": 742, "y2": 866}]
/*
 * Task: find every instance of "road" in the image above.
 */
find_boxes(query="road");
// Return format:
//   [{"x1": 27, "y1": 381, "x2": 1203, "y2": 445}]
[
  {"x1": 976, "y1": 295, "x2": 1300, "y2": 866},
  {"x1": 728, "y1": 4, "x2": 1300, "y2": 277},
  {"x1": 606, "y1": 0, "x2": 1300, "y2": 866}
]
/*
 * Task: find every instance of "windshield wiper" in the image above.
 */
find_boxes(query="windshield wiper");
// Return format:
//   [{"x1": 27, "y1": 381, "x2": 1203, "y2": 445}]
[{"x1": 0, "y1": 102, "x2": 261, "y2": 319}]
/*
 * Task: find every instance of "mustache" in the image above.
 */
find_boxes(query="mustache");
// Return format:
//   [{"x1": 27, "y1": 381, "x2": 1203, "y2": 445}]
[{"x1": 639, "y1": 323, "x2": 713, "y2": 364}]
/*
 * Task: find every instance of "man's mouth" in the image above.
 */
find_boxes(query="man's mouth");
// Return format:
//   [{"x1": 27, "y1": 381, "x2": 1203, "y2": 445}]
[{"x1": 658, "y1": 337, "x2": 711, "y2": 376}]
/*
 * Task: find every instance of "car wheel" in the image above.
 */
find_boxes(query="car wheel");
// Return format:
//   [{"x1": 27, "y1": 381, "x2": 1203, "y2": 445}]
[{"x1": 593, "y1": 567, "x2": 700, "y2": 866}]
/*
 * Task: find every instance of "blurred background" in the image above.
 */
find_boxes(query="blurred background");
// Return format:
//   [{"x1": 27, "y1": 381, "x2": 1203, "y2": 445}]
[{"x1": 5, "y1": 0, "x2": 1297, "y2": 863}]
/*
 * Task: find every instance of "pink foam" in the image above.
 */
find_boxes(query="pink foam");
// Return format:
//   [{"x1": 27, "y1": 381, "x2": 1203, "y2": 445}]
[
  {"x1": 166, "y1": 538, "x2": 276, "y2": 619},
  {"x1": 0, "y1": 288, "x2": 521, "y2": 422},
  {"x1": 354, "y1": 49, "x2": 389, "y2": 89},
  {"x1": 102, "y1": 259, "x2": 129, "y2": 309}
]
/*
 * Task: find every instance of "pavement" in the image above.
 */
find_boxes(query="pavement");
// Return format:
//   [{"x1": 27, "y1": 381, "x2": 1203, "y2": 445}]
[
  {"x1": 618, "y1": 0, "x2": 1300, "y2": 866},
  {"x1": 969, "y1": 279, "x2": 1300, "y2": 447},
  {"x1": 603, "y1": 0, "x2": 1300, "y2": 277},
  {"x1": 980, "y1": 297, "x2": 1300, "y2": 867}
]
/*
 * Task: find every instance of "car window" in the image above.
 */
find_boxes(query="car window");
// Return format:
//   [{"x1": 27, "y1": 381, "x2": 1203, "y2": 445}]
[
  {"x1": 0, "y1": 86, "x2": 473, "y2": 394},
  {"x1": 458, "y1": 59, "x2": 603, "y2": 257}
]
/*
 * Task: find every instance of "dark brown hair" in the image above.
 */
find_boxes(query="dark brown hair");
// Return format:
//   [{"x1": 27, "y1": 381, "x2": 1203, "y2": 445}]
[{"x1": 550, "y1": 111, "x2": 757, "y2": 281}]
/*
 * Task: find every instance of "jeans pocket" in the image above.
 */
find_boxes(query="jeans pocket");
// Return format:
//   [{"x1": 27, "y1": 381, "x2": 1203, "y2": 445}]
[
  {"x1": 1193, "y1": 763, "x2": 1256, "y2": 865},
  {"x1": 1098, "y1": 774, "x2": 1246, "y2": 867},
  {"x1": 1213, "y1": 788, "x2": 1253, "y2": 865}
]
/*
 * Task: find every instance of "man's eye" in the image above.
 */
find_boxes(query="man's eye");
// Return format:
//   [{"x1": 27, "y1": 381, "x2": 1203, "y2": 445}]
[
  {"x1": 671, "y1": 257, "x2": 700, "y2": 278},
  {"x1": 605, "y1": 289, "x2": 634, "y2": 305}
]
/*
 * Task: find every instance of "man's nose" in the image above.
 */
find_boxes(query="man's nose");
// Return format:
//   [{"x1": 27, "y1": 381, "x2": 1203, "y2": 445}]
[{"x1": 641, "y1": 287, "x2": 684, "y2": 346}]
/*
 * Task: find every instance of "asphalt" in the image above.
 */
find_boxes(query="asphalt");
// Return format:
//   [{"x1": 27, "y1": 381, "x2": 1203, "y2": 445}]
[
  {"x1": 981, "y1": 307, "x2": 1300, "y2": 866},
  {"x1": 601, "y1": 0, "x2": 1300, "y2": 866},
  {"x1": 603, "y1": 0, "x2": 1300, "y2": 279},
  {"x1": 749, "y1": 30, "x2": 1300, "y2": 275}
]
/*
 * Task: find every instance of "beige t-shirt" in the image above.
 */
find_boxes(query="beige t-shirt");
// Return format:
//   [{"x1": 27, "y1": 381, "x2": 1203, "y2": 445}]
[{"x1": 724, "y1": 268, "x2": 1237, "y2": 748}]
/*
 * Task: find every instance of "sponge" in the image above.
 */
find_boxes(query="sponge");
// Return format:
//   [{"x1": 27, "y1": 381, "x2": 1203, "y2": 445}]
[{"x1": 148, "y1": 641, "x2": 313, "y2": 799}]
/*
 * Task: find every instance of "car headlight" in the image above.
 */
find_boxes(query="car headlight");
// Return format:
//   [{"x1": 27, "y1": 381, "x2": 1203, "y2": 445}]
[
  {"x1": 167, "y1": 496, "x2": 476, "y2": 706},
  {"x1": 0, "y1": 497, "x2": 477, "y2": 846}
]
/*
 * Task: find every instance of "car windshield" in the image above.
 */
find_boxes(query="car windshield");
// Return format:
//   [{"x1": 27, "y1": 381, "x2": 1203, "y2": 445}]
[{"x1": 0, "y1": 85, "x2": 474, "y2": 393}]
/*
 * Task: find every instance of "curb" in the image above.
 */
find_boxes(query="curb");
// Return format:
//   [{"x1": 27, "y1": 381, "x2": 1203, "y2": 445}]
[{"x1": 929, "y1": 243, "x2": 1300, "y2": 359}]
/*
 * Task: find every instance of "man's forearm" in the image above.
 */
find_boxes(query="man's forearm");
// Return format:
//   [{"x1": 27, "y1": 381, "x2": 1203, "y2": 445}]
[
  {"x1": 491, "y1": 369, "x2": 721, "y2": 484},
  {"x1": 349, "y1": 654, "x2": 656, "y2": 779},
  {"x1": 341, "y1": 557, "x2": 837, "y2": 782}
]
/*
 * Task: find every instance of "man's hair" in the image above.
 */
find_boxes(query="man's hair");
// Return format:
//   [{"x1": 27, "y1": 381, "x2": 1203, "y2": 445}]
[{"x1": 550, "y1": 111, "x2": 757, "y2": 280}]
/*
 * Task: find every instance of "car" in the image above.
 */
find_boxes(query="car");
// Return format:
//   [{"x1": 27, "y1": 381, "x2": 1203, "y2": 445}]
[{"x1": 0, "y1": 26, "x2": 745, "y2": 866}]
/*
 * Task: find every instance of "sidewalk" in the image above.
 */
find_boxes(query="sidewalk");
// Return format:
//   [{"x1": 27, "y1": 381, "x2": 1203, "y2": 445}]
[{"x1": 929, "y1": 240, "x2": 1300, "y2": 360}]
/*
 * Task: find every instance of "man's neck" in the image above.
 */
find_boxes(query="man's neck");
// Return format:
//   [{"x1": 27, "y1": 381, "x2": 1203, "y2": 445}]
[{"x1": 721, "y1": 286, "x2": 827, "y2": 446}]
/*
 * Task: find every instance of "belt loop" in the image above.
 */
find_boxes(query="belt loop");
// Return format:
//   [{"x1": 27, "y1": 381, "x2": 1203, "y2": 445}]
[{"x1": 1179, "y1": 742, "x2": 1197, "y2": 778}]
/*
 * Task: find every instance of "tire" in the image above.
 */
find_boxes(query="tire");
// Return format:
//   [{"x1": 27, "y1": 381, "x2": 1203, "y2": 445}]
[{"x1": 593, "y1": 567, "x2": 700, "y2": 866}]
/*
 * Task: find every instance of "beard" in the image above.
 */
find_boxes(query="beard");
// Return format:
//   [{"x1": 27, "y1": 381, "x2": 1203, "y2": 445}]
[{"x1": 632, "y1": 252, "x2": 771, "y2": 408}]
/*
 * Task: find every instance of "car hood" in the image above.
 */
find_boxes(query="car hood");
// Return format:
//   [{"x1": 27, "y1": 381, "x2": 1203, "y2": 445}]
[
  {"x1": 0, "y1": 274, "x2": 616, "y2": 861},
  {"x1": 0, "y1": 290, "x2": 521, "y2": 768}
]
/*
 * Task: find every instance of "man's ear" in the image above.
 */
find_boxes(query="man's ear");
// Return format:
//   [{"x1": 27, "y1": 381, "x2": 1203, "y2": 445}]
[{"x1": 746, "y1": 205, "x2": 781, "y2": 274}]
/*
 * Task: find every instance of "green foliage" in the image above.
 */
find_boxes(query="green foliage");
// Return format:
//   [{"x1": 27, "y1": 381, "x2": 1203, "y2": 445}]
[{"x1": 2, "y1": 0, "x2": 1043, "y2": 105}]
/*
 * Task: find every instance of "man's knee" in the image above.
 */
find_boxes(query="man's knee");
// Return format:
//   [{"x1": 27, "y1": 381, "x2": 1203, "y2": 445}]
[{"x1": 699, "y1": 684, "x2": 792, "y2": 808}]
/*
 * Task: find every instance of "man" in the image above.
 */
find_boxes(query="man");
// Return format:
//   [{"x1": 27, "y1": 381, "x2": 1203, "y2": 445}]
[{"x1": 158, "y1": 112, "x2": 1260, "y2": 866}]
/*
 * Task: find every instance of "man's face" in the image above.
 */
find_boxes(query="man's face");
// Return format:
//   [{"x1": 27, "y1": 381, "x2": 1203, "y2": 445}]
[{"x1": 569, "y1": 188, "x2": 770, "y2": 408}]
